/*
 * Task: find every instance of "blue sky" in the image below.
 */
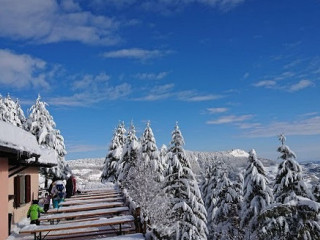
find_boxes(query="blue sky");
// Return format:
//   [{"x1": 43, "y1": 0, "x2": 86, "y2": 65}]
[{"x1": 0, "y1": 0, "x2": 319, "y2": 161}]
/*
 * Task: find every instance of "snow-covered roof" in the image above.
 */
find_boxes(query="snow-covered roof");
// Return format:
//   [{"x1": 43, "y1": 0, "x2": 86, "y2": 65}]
[
  {"x1": 0, "y1": 121, "x2": 58, "y2": 166},
  {"x1": 26, "y1": 147, "x2": 58, "y2": 166},
  {"x1": 0, "y1": 120, "x2": 41, "y2": 156}
]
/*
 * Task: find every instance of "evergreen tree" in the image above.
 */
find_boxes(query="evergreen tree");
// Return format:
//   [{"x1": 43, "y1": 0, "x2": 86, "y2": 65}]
[
  {"x1": 101, "y1": 122, "x2": 126, "y2": 182},
  {"x1": 159, "y1": 144, "x2": 168, "y2": 171},
  {"x1": 212, "y1": 172, "x2": 243, "y2": 240},
  {"x1": 25, "y1": 95, "x2": 70, "y2": 179},
  {"x1": 164, "y1": 122, "x2": 207, "y2": 240},
  {"x1": 0, "y1": 94, "x2": 25, "y2": 127},
  {"x1": 118, "y1": 121, "x2": 140, "y2": 182},
  {"x1": 312, "y1": 183, "x2": 320, "y2": 202},
  {"x1": 200, "y1": 163, "x2": 224, "y2": 239},
  {"x1": 274, "y1": 134, "x2": 312, "y2": 203},
  {"x1": 141, "y1": 121, "x2": 164, "y2": 180},
  {"x1": 126, "y1": 156, "x2": 170, "y2": 239},
  {"x1": 258, "y1": 135, "x2": 320, "y2": 240},
  {"x1": 241, "y1": 149, "x2": 273, "y2": 239}
]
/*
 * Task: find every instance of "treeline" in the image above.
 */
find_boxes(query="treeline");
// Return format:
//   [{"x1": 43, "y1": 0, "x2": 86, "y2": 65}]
[
  {"x1": 102, "y1": 121, "x2": 320, "y2": 240},
  {"x1": 0, "y1": 94, "x2": 71, "y2": 180}
]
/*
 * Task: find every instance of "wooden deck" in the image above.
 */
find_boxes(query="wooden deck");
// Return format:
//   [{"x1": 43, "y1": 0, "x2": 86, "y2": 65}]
[{"x1": 19, "y1": 187, "x2": 144, "y2": 240}]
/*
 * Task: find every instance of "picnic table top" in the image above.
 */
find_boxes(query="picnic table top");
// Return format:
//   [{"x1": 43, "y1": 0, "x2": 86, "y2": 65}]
[
  {"x1": 47, "y1": 201, "x2": 124, "y2": 213},
  {"x1": 68, "y1": 193, "x2": 122, "y2": 200},
  {"x1": 20, "y1": 215, "x2": 134, "y2": 234},
  {"x1": 59, "y1": 196, "x2": 123, "y2": 206},
  {"x1": 80, "y1": 188, "x2": 120, "y2": 193},
  {"x1": 99, "y1": 233, "x2": 145, "y2": 240},
  {"x1": 39, "y1": 206, "x2": 129, "y2": 221},
  {"x1": 74, "y1": 190, "x2": 121, "y2": 197}
]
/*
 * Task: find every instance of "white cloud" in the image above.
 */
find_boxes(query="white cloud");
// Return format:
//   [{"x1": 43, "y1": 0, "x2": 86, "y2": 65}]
[
  {"x1": 103, "y1": 48, "x2": 172, "y2": 60},
  {"x1": 245, "y1": 116, "x2": 320, "y2": 137},
  {"x1": 207, "y1": 114, "x2": 253, "y2": 124},
  {"x1": 49, "y1": 72, "x2": 131, "y2": 106},
  {"x1": 134, "y1": 83, "x2": 174, "y2": 101},
  {"x1": 0, "y1": 0, "x2": 121, "y2": 45},
  {"x1": 289, "y1": 79, "x2": 314, "y2": 92},
  {"x1": 0, "y1": 49, "x2": 50, "y2": 89},
  {"x1": 253, "y1": 80, "x2": 277, "y2": 88},
  {"x1": 207, "y1": 108, "x2": 228, "y2": 114},
  {"x1": 135, "y1": 72, "x2": 169, "y2": 80},
  {"x1": 178, "y1": 91, "x2": 222, "y2": 102}
]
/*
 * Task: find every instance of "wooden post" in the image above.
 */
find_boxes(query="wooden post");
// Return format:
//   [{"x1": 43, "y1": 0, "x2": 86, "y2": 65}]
[{"x1": 134, "y1": 207, "x2": 142, "y2": 233}]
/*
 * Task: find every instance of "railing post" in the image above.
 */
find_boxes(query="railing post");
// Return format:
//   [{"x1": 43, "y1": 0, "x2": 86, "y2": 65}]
[{"x1": 134, "y1": 207, "x2": 142, "y2": 233}]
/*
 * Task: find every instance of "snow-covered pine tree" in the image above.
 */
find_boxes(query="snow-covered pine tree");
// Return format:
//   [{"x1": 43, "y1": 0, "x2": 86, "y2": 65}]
[
  {"x1": 160, "y1": 144, "x2": 168, "y2": 171},
  {"x1": 312, "y1": 183, "x2": 320, "y2": 202},
  {"x1": 164, "y1": 122, "x2": 207, "y2": 240},
  {"x1": 274, "y1": 134, "x2": 312, "y2": 203},
  {"x1": 118, "y1": 121, "x2": 140, "y2": 182},
  {"x1": 199, "y1": 163, "x2": 225, "y2": 239},
  {"x1": 258, "y1": 135, "x2": 320, "y2": 240},
  {"x1": 212, "y1": 172, "x2": 243, "y2": 240},
  {"x1": 15, "y1": 99, "x2": 26, "y2": 128},
  {"x1": 101, "y1": 122, "x2": 126, "y2": 183},
  {"x1": 0, "y1": 94, "x2": 25, "y2": 127},
  {"x1": 140, "y1": 121, "x2": 164, "y2": 180},
  {"x1": 25, "y1": 95, "x2": 70, "y2": 179},
  {"x1": 241, "y1": 149, "x2": 273, "y2": 239},
  {"x1": 126, "y1": 155, "x2": 170, "y2": 239}
]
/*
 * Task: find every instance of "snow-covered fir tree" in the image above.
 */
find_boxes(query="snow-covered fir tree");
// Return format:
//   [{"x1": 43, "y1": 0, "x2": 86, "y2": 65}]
[
  {"x1": 101, "y1": 122, "x2": 126, "y2": 183},
  {"x1": 118, "y1": 121, "x2": 140, "y2": 182},
  {"x1": 164, "y1": 122, "x2": 207, "y2": 240},
  {"x1": 25, "y1": 95, "x2": 70, "y2": 179},
  {"x1": 159, "y1": 144, "x2": 168, "y2": 171},
  {"x1": 140, "y1": 121, "x2": 164, "y2": 180},
  {"x1": 312, "y1": 184, "x2": 320, "y2": 202},
  {"x1": 240, "y1": 149, "x2": 273, "y2": 239},
  {"x1": 273, "y1": 134, "x2": 312, "y2": 203},
  {"x1": 258, "y1": 135, "x2": 320, "y2": 240},
  {"x1": 212, "y1": 172, "x2": 243, "y2": 240},
  {"x1": 0, "y1": 94, "x2": 25, "y2": 127},
  {"x1": 200, "y1": 163, "x2": 225, "y2": 239},
  {"x1": 125, "y1": 156, "x2": 170, "y2": 239}
]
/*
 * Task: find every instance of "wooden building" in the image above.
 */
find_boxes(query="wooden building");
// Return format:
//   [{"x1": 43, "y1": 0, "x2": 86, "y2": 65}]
[{"x1": 0, "y1": 121, "x2": 57, "y2": 240}]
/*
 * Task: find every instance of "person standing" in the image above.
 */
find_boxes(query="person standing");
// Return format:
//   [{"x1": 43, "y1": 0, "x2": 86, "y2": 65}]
[
  {"x1": 51, "y1": 179, "x2": 66, "y2": 208},
  {"x1": 43, "y1": 193, "x2": 50, "y2": 212},
  {"x1": 27, "y1": 200, "x2": 44, "y2": 225},
  {"x1": 71, "y1": 174, "x2": 77, "y2": 196},
  {"x1": 66, "y1": 174, "x2": 73, "y2": 198}
]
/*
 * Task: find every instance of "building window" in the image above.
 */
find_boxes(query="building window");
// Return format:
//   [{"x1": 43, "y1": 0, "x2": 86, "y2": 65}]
[{"x1": 14, "y1": 175, "x2": 31, "y2": 208}]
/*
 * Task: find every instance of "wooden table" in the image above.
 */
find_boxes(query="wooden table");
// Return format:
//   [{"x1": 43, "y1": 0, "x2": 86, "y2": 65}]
[
  {"x1": 60, "y1": 196, "x2": 123, "y2": 206},
  {"x1": 39, "y1": 207, "x2": 129, "y2": 222},
  {"x1": 20, "y1": 215, "x2": 135, "y2": 240},
  {"x1": 47, "y1": 201, "x2": 124, "y2": 214}
]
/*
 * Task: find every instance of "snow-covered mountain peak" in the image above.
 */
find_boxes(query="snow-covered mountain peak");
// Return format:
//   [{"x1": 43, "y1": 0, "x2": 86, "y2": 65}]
[{"x1": 229, "y1": 149, "x2": 249, "y2": 158}]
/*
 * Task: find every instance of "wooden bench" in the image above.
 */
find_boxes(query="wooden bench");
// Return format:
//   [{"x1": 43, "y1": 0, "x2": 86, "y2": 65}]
[
  {"x1": 39, "y1": 207, "x2": 129, "y2": 222},
  {"x1": 47, "y1": 201, "x2": 124, "y2": 214},
  {"x1": 68, "y1": 193, "x2": 122, "y2": 201},
  {"x1": 59, "y1": 196, "x2": 123, "y2": 206},
  {"x1": 80, "y1": 188, "x2": 120, "y2": 193},
  {"x1": 74, "y1": 191, "x2": 121, "y2": 197},
  {"x1": 98, "y1": 233, "x2": 145, "y2": 240},
  {"x1": 43, "y1": 224, "x2": 134, "y2": 239},
  {"x1": 20, "y1": 215, "x2": 135, "y2": 240}
]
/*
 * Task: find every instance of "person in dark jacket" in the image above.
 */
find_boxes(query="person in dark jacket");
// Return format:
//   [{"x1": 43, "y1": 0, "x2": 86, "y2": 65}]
[
  {"x1": 66, "y1": 174, "x2": 73, "y2": 198},
  {"x1": 27, "y1": 200, "x2": 44, "y2": 225}
]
